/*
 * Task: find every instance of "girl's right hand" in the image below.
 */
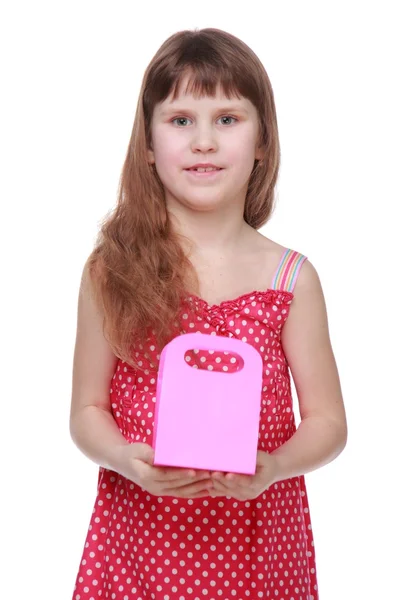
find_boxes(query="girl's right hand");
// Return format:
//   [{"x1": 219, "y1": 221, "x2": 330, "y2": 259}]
[{"x1": 114, "y1": 442, "x2": 214, "y2": 498}]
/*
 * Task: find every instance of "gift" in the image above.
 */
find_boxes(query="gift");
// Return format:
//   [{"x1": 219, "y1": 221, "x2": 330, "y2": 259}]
[{"x1": 153, "y1": 332, "x2": 263, "y2": 474}]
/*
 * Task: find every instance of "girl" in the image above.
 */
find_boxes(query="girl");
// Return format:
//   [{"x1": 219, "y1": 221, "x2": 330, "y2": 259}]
[{"x1": 70, "y1": 28, "x2": 347, "y2": 600}]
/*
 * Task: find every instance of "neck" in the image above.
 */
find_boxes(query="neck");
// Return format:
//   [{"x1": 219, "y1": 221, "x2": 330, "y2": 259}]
[{"x1": 168, "y1": 205, "x2": 251, "y2": 262}]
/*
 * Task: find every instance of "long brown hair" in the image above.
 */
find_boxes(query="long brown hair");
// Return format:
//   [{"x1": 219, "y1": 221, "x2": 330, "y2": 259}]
[{"x1": 86, "y1": 28, "x2": 281, "y2": 368}]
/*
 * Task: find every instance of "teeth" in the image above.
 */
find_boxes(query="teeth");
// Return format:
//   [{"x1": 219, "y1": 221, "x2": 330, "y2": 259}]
[{"x1": 191, "y1": 167, "x2": 220, "y2": 172}]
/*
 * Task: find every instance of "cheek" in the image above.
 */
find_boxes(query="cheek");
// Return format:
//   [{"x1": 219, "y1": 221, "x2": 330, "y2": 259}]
[
  {"x1": 224, "y1": 133, "x2": 258, "y2": 165},
  {"x1": 153, "y1": 134, "x2": 184, "y2": 168},
  {"x1": 226, "y1": 146, "x2": 256, "y2": 174}
]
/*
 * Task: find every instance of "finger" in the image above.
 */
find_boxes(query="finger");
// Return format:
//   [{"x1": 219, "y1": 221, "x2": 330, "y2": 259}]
[
  {"x1": 166, "y1": 479, "x2": 214, "y2": 497},
  {"x1": 210, "y1": 477, "x2": 248, "y2": 498},
  {"x1": 152, "y1": 467, "x2": 195, "y2": 481},
  {"x1": 211, "y1": 478, "x2": 231, "y2": 492},
  {"x1": 153, "y1": 467, "x2": 210, "y2": 483},
  {"x1": 211, "y1": 472, "x2": 231, "y2": 488},
  {"x1": 225, "y1": 473, "x2": 251, "y2": 486},
  {"x1": 133, "y1": 462, "x2": 194, "y2": 487},
  {"x1": 209, "y1": 480, "x2": 234, "y2": 498},
  {"x1": 210, "y1": 479, "x2": 246, "y2": 501},
  {"x1": 163, "y1": 473, "x2": 211, "y2": 491},
  {"x1": 212, "y1": 471, "x2": 250, "y2": 488}
]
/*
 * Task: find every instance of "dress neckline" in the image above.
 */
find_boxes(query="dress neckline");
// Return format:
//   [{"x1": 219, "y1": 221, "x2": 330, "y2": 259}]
[{"x1": 186, "y1": 288, "x2": 294, "y2": 312}]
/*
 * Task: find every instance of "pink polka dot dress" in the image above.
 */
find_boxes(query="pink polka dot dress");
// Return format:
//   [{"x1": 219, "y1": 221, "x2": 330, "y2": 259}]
[{"x1": 72, "y1": 248, "x2": 319, "y2": 600}]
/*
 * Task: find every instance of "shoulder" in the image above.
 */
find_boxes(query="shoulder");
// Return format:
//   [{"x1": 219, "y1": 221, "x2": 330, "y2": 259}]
[
  {"x1": 284, "y1": 252, "x2": 325, "y2": 323},
  {"x1": 251, "y1": 230, "x2": 326, "y2": 331},
  {"x1": 294, "y1": 256, "x2": 321, "y2": 293},
  {"x1": 256, "y1": 238, "x2": 329, "y2": 350},
  {"x1": 282, "y1": 253, "x2": 328, "y2": 350},
  {"x1": 252, "y1": 232, "x2": 315, "y2": 287},
  {"x1": 260, "y1": 235, "x2": 319, "y2": 293}
]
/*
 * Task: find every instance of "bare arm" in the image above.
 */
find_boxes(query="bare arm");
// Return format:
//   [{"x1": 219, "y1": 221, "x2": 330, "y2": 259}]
[
  {"x1": 69, "y1": 260, "x2": 129, "y2": 471},
  {"x1": 69, "y1": 260, "x2": 213, "y2": 498},
  {"x1": 270, "y1": 260, "x2": 347, "y2": 481}
]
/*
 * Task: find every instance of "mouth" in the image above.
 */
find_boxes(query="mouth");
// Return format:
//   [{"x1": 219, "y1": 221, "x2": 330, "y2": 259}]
[
  {"x1": 184, "y1": 167, "x2": 225, "y2": 178},
  {"x1": 185, "y1": 166, "x2": 223, "y2": 172}
]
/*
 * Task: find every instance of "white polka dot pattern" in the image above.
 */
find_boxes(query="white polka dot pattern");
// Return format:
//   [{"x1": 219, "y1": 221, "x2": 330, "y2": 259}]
[{"x1": 72, "y1": 289, "x2": 318, "y2": 599}]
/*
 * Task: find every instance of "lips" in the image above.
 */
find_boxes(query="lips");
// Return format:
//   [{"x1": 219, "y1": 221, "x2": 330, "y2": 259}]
[{"x1": 185, "y1": 167, "x2": 223, "y2": 172}]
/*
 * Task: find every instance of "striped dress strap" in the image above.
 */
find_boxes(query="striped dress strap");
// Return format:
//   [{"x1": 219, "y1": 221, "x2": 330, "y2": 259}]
[{"x1": 271, "y1": 248, "x2": 308, "y2": 292}]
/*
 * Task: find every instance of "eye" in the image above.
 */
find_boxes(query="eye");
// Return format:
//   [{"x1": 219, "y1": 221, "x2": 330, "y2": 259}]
[
  {"x1": 218, "y1": 116, "x2": 237, "y2": 125},
  {"x1": 172, "y1": 117, "x2": 192, "y2": 127},
  {"x1": 171, "y1": 115, "x2": 238, "y2": 127}
]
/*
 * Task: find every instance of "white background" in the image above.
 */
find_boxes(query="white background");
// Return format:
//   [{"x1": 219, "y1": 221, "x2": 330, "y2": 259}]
[{"x1": 1, "y1": 1, "x2": 399, "y2": 598}]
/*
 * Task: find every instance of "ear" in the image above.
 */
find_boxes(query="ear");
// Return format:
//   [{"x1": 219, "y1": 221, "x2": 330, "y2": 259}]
[
  {"x1": 254, "y1": 132, "x2": 266, "y2": 161},
  {"x1": 255, "y1": 147, "x2": 264, "y2": 161},
  {"x1": 255, "y1": 124, "x2": 266, "y2": 161},
  {"x1": 254, "y1": 144, "x2": 265, "y2": 162},
  {"x1": 147, "y1": 147, "x2": 155, "y2": 165}
]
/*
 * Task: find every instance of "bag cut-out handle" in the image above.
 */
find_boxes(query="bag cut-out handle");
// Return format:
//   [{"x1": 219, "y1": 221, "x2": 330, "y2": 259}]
[{"x1": 184, "y1": 348, "x2": 245, "y2": 373}]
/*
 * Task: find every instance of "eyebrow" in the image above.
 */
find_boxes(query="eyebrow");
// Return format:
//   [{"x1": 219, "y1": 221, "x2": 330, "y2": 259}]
[{"x1": 159, "y1": 106, "x2": 249, "y2": 117}]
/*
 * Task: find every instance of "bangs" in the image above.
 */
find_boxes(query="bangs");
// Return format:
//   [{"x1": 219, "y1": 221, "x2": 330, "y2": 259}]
[
  {"x1": 169, "y1": 66, "x2": 243, "y2": 102},
  {"x1": 145, "y1": 63, "x2": 260, "y2": 117}
]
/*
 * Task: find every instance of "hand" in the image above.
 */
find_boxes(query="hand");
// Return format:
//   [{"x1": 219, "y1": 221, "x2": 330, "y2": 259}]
[
  {"x1": 115, "y1": 442, "x2": 213, "y2": 498},
  {"x1": 209, "y1": 451, "x2": 279, "y2": 501}
]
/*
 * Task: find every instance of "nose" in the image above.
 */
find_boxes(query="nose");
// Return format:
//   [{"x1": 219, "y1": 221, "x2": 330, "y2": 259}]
[{"x1": 190, "y1": 123, "x2": 218, "y2": 154}]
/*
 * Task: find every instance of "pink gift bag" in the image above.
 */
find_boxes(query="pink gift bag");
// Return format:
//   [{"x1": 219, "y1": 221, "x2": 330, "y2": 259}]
[{"x1": 153, "y1": 332, "x2": 263, "y2": 474}]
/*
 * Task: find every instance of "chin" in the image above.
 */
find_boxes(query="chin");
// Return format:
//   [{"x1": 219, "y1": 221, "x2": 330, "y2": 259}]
[
  {"x1": 166, "y1": 188, "x2": 232, "y2": 213},
  {"x1": 184, "y1": 191, "x2": 229, "y2": 208},
  {"x1": 184, "y1": 199, "x2": 227, "y2": 212}
]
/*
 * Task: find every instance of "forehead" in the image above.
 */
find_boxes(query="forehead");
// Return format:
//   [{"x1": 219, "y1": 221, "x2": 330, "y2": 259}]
[{"x1": 155, "y1": 82, "x2": 252, "y2": 116}]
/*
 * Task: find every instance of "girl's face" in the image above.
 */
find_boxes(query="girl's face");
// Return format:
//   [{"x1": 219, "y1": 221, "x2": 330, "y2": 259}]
[{"x1": 148, "y1": 79, "x2": 263, "y2": 215}]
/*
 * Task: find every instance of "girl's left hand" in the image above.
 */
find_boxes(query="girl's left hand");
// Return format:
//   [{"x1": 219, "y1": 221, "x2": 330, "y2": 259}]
[{"x1": 209, "y1": 451, "x2": 280, "y2": 501}]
